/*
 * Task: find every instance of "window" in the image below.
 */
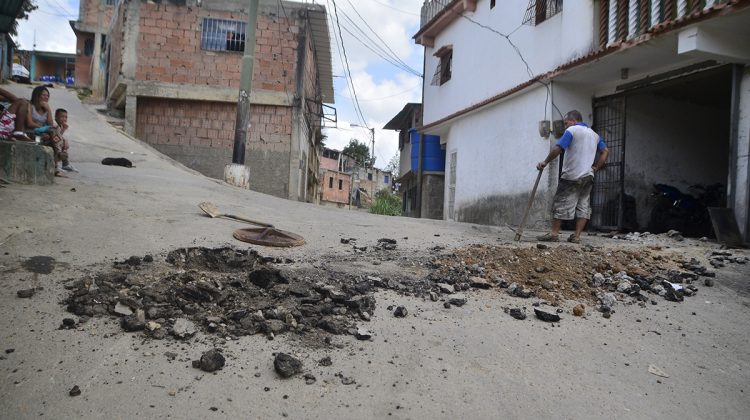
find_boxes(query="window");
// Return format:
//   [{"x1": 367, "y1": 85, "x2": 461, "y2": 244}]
[
  {"x1": 329, "y1": 177, "x2": 333, "y2": 189},
  {"x1": 83, "y1": 38, "x2": 94, "y2": 56},
  {"x1": 367, "y1": 173, "x2": 373, "y2": 181},
  {"x1": 522, "y1": 0, "x2": 563, "y2": 26},
  {"x1": 490, "y1": 0, "x2": 496, "y2": 9},
  {"x1": 338, "y1": 179, "x2": 343, "y2": 190},
  {"x1": 431, "y1": 45, "x2": 453, "y2": 86},
  {"x1": 201, "y1": 18, "x2": 247, "y2": 52},
  {"x1": 384, "y1": 175, "x2": 390, "y2": 184},
  {"x1": 104, "y1": 0, "x2": 115, "y2": 5}
]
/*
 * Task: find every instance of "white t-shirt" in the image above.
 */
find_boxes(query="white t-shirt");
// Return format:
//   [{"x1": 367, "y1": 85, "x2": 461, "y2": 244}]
[{"x1": 557, "y1": 123, "x2": 606, "y2": 181}]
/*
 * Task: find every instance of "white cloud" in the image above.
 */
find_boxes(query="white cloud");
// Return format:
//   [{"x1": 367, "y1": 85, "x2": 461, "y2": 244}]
[{"x1": 15, "y1": 0, "x2": 77, "y2": 53}]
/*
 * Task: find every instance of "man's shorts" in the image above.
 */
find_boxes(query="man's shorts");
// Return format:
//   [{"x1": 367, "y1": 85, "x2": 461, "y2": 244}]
[{"x1": 552, "y1": 176, "x2": 594, "y2": 220}]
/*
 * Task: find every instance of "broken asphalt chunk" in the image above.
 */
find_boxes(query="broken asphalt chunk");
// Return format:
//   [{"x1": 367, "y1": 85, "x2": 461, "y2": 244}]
[
  {"x1": 534, "y1": 308, "x2": 561, "y2": 322},
  {"x1": 192, "y1": 349, "x2": 225, "y2": 372},
  {"x1": 248, "y1": 267, "x2": 288, "y2": 289},
  {"x1": 509, "y1": 308, "x2": 526, "y2": 320},
  {"x1": 16, "y1": 288, "x2": 35, "y2": 298},
  {"x1": 274, "y1": 353, "x2": 302, "y2": 378},
  {"x1": 120, "y1": 314, "x2": 145, "y2": 332},
  {"x1": 172, "y1": 318, "x2": 197, "y2": 339},
  {"x1": 470, "y1": 277, "x2": 491, "y2": 289}
]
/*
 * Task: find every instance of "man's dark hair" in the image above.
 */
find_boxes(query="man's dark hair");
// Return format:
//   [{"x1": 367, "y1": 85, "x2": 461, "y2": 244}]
[
  {"x1": 55, "y1": 108, "x2": 67, "y2": 118},
  {"x1": 565, "y1": 110, "x2": 583, "y2": 122}
]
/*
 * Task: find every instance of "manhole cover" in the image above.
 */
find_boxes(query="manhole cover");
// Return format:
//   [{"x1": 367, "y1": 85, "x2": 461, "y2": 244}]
[{"x1": 233, "y1": 227, "x2": 305, "y2": 247}]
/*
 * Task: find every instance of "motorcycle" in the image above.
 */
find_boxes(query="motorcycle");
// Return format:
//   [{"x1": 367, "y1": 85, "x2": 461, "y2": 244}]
[{"x1": 647, "y1": 183, "x2": 724, "y2": 238}]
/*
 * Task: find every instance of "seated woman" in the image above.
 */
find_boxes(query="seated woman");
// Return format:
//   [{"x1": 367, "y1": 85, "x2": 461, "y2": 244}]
[
  {"x1": 25, "y1": 86, "x2": 67, "y2": 177},
  {"x1": 0, "y1": 87, "x2": 33, "y2": 140}
]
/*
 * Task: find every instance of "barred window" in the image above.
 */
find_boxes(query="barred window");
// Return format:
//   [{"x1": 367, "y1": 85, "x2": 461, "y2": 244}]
[
  {"x1": 523, "y1": 0, "x2": 563, "y2": 26},
  {"x1": 201, "y1": 18, "x2": 247, "y2": 52},
  {"x1": 430, "y1": 45, "x2": 453, "y2": 86}
]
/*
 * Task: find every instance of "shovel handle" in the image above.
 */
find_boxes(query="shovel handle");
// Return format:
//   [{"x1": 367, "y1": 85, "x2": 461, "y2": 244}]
[
  {"x1": 515, "y1": 168, "x2": 544, "y2": 241},
  {"x1": 223, "y1": 214, "x2": 275, "y2": 228}
]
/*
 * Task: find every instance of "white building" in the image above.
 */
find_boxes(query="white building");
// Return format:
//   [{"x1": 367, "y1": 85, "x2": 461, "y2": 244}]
[{"x1": 415, "y1": 0, "x2": 750, "y2": 239}]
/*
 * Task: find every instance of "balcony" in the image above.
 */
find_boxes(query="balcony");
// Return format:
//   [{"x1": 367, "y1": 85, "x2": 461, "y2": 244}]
[
  {"x1": 598, "y1": 0, "x2": 739, "y2": 48},
  {"x1": 415, "y1": 0, "x2": 478, "y2": 47}
]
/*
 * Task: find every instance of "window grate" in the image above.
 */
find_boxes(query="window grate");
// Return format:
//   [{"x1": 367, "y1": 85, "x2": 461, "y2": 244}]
[
  {"x1": 522, "y1": 0, "x2": 563, "y2": 26},
  {"x1": 201, "y1": 17, "x2": 247, "y2": 52}
]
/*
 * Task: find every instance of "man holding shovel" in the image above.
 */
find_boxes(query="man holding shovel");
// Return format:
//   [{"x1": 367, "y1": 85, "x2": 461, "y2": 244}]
[{"x1": 535, "y1": 110, "x2": 609, "y2": 243}]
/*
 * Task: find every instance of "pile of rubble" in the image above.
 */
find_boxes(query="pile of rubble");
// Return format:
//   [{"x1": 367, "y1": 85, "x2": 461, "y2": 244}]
[
  {"x1": 63, "y1": 247, "x2": 377, "y2": 341},
  {"x1": 61, "y1": 242, "x2": 734, "y2": 344},
  {"x1": 426, "y1": 244, "x2": 720, "y2": 317}
]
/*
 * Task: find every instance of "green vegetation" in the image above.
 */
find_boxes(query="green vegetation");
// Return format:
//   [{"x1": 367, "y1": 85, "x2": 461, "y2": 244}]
[
  {"x1": 343, "y1": 139, "x2": 375, "y2": 167},
  {"x1": 369, "y1": 188, "x2": 401, "y2": 216}
]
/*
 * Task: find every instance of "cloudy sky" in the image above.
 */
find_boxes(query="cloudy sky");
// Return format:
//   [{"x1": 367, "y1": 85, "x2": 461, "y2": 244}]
[{"x1": 16, "y1": 0, "x2": 424, "y2": 170}]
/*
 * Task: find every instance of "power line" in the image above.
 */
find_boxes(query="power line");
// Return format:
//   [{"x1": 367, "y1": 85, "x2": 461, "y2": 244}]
[
  {"x1": 337, "y1": 20, "x2": 421, "y2": 77},
  {"x1": 328, "y1": 0, "x2": 369, "y2": 129},
  {"x1": 365, "y1": 0, "x2": 420, "y2": 16},
  {"x1": 342, "y1": 0, "x2": 421, "y2": 77},
  {"x1": 336, "y1": 11, "x2": 419, "y2": 76},
  {"x1": 356, "y1": 83, "x2": 421, "y2": 102},
  {"x1": 45, "y1": 0, "x2": 74, "y2": 16}
]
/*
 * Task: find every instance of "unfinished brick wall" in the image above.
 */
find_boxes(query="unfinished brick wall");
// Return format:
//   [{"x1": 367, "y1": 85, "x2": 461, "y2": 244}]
[
  {"x1": 133, "y1": 3, "x2": 298, "y2": 91},
  {"x1": 320, "y1": 169, "x2": 350, "y2": 206},
  {"x1": 79, "y1": 0, "x2": 115, "y2": 30},
  {"x1": 246, "y1": 104, "x2": 293, "y2": 198},
  {"x1": 135, "y1": 98, "x2": 293, "y2": 193},
  {"x1": 74, "y1": 34, "x2": 93, "y2": 87}
]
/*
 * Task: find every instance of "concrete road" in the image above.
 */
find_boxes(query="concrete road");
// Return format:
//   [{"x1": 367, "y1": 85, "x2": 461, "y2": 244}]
[{"x1": 1, "y1": 84, "x2": 749, "y2": 419}]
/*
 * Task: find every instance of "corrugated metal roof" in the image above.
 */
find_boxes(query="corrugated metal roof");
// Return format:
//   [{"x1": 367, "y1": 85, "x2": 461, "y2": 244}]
[
  {"x1": 308, "y1": 8, "x2": 334, "y2": 104},
  {"x1": 0, "y1": 0, "x2": 25, "y2": 33}
]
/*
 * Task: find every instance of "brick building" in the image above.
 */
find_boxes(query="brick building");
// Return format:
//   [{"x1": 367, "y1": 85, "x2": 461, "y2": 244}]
[
  {"x1": 319, "y1": 148, "x2": 352, "y2": 207},
  {"x1": 71, "y1": 0, "x2": 115, "y2": 95},
  {"x1": 103, "y1": 0, "x2": 334, "y2": 202}
]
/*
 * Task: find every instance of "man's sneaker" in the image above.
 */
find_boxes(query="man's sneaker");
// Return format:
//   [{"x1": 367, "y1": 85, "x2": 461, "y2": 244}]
[{"x1": 62, "y1": 163, "x2": 78, "y2": 172}]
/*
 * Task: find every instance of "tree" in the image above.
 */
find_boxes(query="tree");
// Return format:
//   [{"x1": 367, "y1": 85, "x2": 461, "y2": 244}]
[
  {"x1": 10, "y1": 1, "x2": 37, "y2": 36},
  {"x1": 342, "y1": 139, "x2": 374, "y2": 167},
  {"x1": 384, "y1": 153, "x2": 399, "y2": 174}
]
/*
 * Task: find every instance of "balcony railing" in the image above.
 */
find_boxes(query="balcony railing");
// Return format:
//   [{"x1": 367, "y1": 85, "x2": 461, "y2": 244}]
[
  {"x1": 599, "y1": 0, "x2": 732, "y2": 47},
  {"x1": 420, "y1": 0, "x2": 456, "y2": 28}
]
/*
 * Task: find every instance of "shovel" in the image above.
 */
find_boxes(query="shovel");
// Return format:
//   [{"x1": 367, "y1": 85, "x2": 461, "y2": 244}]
[
  {"x1": 199, "y1": 202, "x2": 274, "y2": 228},
  {"x1": 514, "y1": 169, "x2": 543, "y2": 241}
]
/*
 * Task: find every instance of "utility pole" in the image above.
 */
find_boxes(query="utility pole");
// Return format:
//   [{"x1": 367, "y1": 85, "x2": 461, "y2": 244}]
[
  {"x1": 224, "y1": 0, "x2": 260, "y2": 188},
  {"x1": 351, "y1": 124, "x2": 375, "y2": 169}
]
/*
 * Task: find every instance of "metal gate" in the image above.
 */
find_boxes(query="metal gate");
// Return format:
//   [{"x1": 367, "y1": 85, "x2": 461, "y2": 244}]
[{"x1": 590, "y1": 96, "x2": 626, "y2": 230}]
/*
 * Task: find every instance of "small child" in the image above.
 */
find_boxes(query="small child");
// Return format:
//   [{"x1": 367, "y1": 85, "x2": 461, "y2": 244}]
[{"x1": 55, "y1": 108, "x2": 76, "y2": 172}]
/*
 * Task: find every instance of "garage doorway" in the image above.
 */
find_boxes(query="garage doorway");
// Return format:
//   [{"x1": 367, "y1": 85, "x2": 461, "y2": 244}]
[{"x1": 590, "y1": 65, "x2": 734, "y2": 237}]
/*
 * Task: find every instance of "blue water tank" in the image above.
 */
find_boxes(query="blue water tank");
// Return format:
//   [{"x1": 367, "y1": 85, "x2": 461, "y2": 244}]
[{"x1": 409, "y1": 129, "x2": 445, "y2": 172}]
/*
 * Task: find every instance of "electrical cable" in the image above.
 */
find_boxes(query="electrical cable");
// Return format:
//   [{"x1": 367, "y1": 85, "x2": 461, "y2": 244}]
[
  {"x1": 356, "y1": 83, "x2": 421, "y2": 102},
  {"x1": 326, "y1": 0, "x2": 369, "y2": 128},
  {"x1": 45, "y1": 0, "x2": 74, "y2": 16},
  {"x1": 335, "y1": 8, "x2": 420, "y2": 77},
  {"x1": 329, "y1": 0, "x2": 370, "y2": 129},
  {"x1": 365, "y1": 0, "x2": 421, "y2": 16},
  {"x1": 342, "y1": 0, "x2": 422, "y2": 77},
  {"x1": 337, "y1": 21, "x2": 421, "y2": 77}
]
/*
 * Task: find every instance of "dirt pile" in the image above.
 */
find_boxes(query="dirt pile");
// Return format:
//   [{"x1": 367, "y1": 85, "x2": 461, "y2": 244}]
[{"x1": 427, "y1": 244, "x2": 706, "y2": 306}]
